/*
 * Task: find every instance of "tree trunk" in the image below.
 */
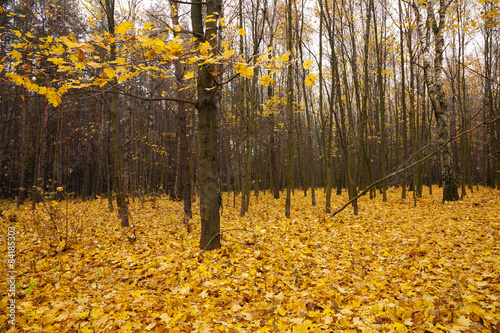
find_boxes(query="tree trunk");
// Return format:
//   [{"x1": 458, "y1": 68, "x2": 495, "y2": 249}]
[
  {"x1": 413, "y1": 0, "x2": 459, "y2": 202},
  {"x1": 192, "y1": 0, "x2": 221, "y2": 250},
  {"x1": 171, "y1": 0, "x2": 192, "y2": 227},
  {"x1": 285, "y1": 0, "x2": 294, "y2": 218},
  {"x1": 105, "y1": 0, "x2": 129, "y2": 227},
  {"x1": 398, "y1": 0, "x2": 408, "y2": 199}
]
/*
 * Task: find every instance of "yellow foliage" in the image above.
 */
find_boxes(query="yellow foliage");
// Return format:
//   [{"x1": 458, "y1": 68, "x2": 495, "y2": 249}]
[
  {"x1": 260, "y1": 75, "x2": 275, "y2": 87},
  {"x1": 4, "y1": 187, "x2": 498, "y2": 332},
  {"x1": 305, "y1": 73, "x2": 317, "y2": 86},
  {"x1": 199, "y1": 41, "x2": 211, "y2": 57},
  {"x1": 303, "y1": 60, "x2": 313, "y2": 69},
  {"x1": 10, "y1": 50, "x2": 22, "y2": 60},
  {"x1": 221, "y1": 47, "x2": 235, "y2": 59},
  {"x1": 183, "y1": 71, "x2": 195, "y2": 80},
  {"x1": 103, "y1": 67, "x2": 116, "y2": 79},
  {"x1": 166, "y1": 37, "x2": 183, "y2": 56},
  {"x1": 234, "y1": 62, "x2": 254, "y2": 77},
  {"x1": 115, "y1": 21, "x2": 133, "y2": 35}
]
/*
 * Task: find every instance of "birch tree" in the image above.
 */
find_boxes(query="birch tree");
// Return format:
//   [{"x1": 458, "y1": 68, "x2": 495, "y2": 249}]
[{"x1": 412, "y1": 0, "x2": 460, "y2": 201}]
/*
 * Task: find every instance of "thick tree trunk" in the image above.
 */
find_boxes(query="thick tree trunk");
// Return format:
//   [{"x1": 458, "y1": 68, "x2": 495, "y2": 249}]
[
  {"x1": 192, "y1": 0, "x2": 221, "y2": 250},
  {"x1": 106, "y1": 0, "x2": 129, "y2": 226}
]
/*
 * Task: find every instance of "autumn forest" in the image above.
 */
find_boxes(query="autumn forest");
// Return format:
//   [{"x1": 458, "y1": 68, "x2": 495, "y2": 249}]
[{"x1": 0, "y1": 0, "x2": 499, "y2": 331}]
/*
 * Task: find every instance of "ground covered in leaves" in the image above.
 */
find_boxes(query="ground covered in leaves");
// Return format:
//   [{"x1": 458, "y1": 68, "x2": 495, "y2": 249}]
[{"x1": 1, "y1": 186, "x2": 499, "y2": 332}]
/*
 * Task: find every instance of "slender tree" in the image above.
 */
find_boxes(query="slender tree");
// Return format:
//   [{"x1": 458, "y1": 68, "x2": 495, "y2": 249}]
[{"x1": 412, "y1": 0, "x2": 459, "y2": 201}]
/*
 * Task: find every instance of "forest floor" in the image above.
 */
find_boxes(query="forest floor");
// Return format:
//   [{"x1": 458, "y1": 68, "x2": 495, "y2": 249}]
[{"x1": 1, "y1": 186, "x2": 499, "y2": 332}]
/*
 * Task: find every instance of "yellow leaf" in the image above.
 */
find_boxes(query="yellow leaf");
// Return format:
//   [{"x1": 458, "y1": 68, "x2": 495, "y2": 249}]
[
  {"x1": 199, "y1": 41, "x2": 211, "y2": 57},
  {"x1": 93, "y1": 78, "x2": 108, "y2": 87},
  {"x1": 48, "y1": 57, "x2": 64, "y2": 66},
  {"x1": 277, "y1": 51, "x2": 291, "y2": 62},
  {"x1": 222, "y1": 47, "x2": 235, "y2": 59},
  {"x1": 10, "y1": 50, "x2": 22, "y2": 60},
  {"x1": 104, "y1": 67, "x2": 116, "y2": 79},
  {"x1": 260, "y1": 75, "x2": 275, "y2": 87},
  {"x1": 78, "y1": 50, "x2": 85, "y2": 62},
  {"x1": 219, "y1": 17, "x2": 226, "y2": 27},
  {"x1": 159, "y1": 312, "x2": 170, "y2": 324},
  {"x1": 305, "y1": 73, "x2": 317, "y2": 87},
  {"x1": 167, "y1": 37, "x2": 183, "y2": 56},
  {"x1": 303, "y1": 60, "x2": 313, "y2": 69},
  {"x1": 116, "y1": 57, "x2": 127, "y2": 65},
  {"x1": 457, "y1": 316, "x2": 471, "y2": 327},
  {"x1": 184, "y1": 71, "x2": 194, "y2": 80},
  {"x1": 147, "y1": 50, "x2": 155, "y2": 61},
  {"x1": 115, "y1": 21, "x2": 133, "y2": 34},
  {"x1": 115, "y1": 66, "x2": 128, "y2": 74},
  {"x1": 143, "y1": 22, "x2": 155, "y2": 30},
  {"x1": 13, "y1": 30, "x2": 21, "y2": 38},
  {"x1": 51, "y1": 44, "x2": 65, "y2": 55},
  {"x1": 234, "y1": 62, "x2": 254, "y2": 77},
  {"x1": 239, "y1": 28, "x2": 246, "y2": 36}
]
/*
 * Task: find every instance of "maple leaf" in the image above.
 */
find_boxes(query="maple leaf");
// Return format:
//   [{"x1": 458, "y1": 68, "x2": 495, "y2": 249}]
[
  {"x1": 103, "y1": 67, "x2": 116, "y2": 79},
  {"x1": 234, "y1": 62, "x2": 254, "y2": 77},
  {"x1": 276, "y1": 51, "x2": 291, "y2": 62},
  {"x1": 159, "y1": 313, "x2": 170, "y2": 324},
  {"x1": 456, "y1": 315, "x2": 471, "y2": 327},
  {"x1": 199, "y1": 41, "x2": 211, "y2": 57},
  {"x1": 222, "y1": 47, "x2": 235, "y2": 59},
  {"x1": 260, "y1": 75, "x2": 275, "y2": 86},
  {"x1": 10, "y1": 50, "x2": 22, "y2": 60},
  {"x1": 48, "y1": 57, "x2": 64, "y2": 66},
  {"x1": 303, "y1": 60, "x2": 313, "y2": 69},
  {"x1": 166, "y1": 37, "x2": 183, "y2": 56},
  {"x1": 115, "y1": 21, "x2": 133, "y2": 35},
  {"x1": 305, "y1": 73, "x2": 317, "y2": 86}
]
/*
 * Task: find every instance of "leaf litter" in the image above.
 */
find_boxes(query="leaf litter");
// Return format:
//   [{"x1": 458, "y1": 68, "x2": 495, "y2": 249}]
[{"x1": 0, "y1": 186, "x2": 499, "y2": 332}]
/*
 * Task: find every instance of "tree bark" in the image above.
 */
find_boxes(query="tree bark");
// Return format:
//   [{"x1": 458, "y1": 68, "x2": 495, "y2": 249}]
[
  {"x1": 285, "y1": 0, "x2": 294, "y2": 218},
  {"x1": 171, "y1": 0, "x2": 192, "y2": 228},
  {"x1": 413, "y1": 0, "x2": 459, "y2": 202},
  {"x1": 105, "y1": 0, "x2": 129, "y2": 226},
  {"x1": 192, "y1": 0, "x2": 221, "y2": 250}
]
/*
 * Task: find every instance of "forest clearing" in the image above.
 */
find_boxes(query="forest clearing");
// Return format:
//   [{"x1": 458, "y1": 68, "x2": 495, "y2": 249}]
[
  {"x1": 1, "y1": 187, "x2": 499, "y2": 332},
  {"x1": 1, "y1": 0, "x2": 500, "y2": 331}
]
